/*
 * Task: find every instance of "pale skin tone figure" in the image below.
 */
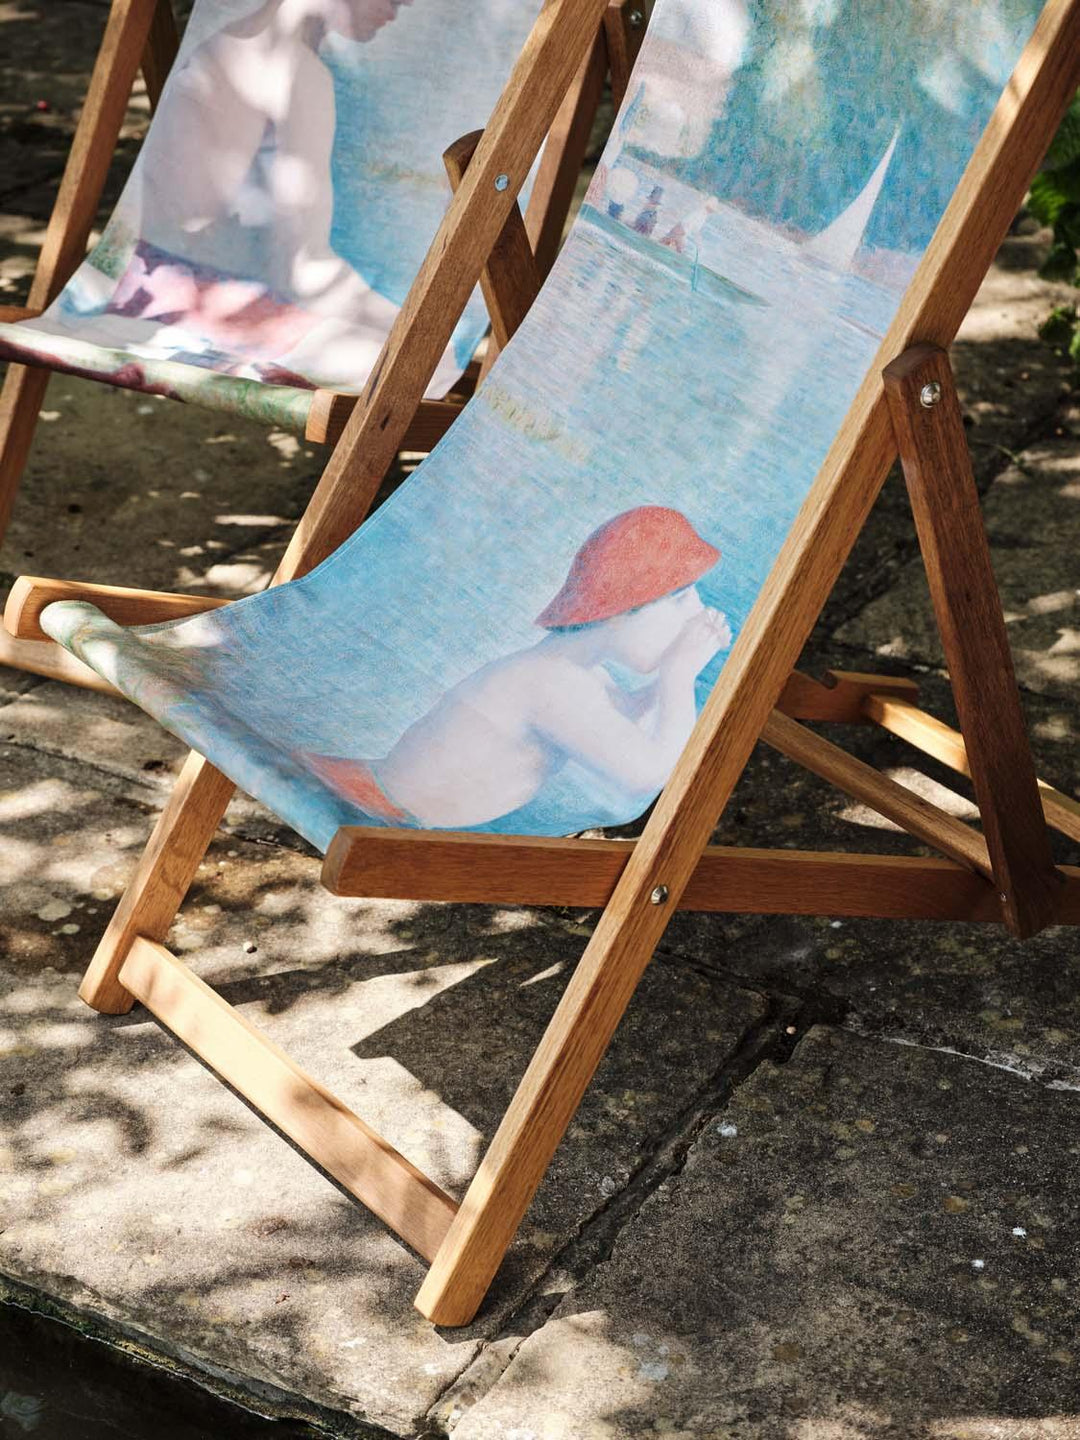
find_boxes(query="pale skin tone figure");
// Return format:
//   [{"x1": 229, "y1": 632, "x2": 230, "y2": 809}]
[
  {"x1": 138, "y1": 0, "x2": 411, "y2": 308},
  {"x1": 371, "y1": 587, "x2": 731, "y2": 828}
]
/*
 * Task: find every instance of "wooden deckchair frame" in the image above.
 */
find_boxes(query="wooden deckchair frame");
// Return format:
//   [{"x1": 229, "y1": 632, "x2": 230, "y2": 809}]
[
  {"x1": 6, "y1": 0, "x2": 1080, "y2": 1329},
  {"x1": 0, "y1": 0, "x2": 647, "y2": 681}
]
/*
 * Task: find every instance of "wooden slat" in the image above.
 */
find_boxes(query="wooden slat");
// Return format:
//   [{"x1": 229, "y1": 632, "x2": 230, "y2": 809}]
[
  {"x1": 0, "y1": 306, "x2": 40, "y2": 325},
  {"x1": 139, "y1": 0, "x2": 179, "y2": 112},
  {"x1": 119, "y1": 938, "x2": 458, "y2": 1262},
  {"x1": 444, "y1": 130, "x2": 542, "y2": 377},
  {"x1": 323, "y1": 827, "x2": 1021, "y2": 922},
  {"x1": 0, "y1": 631, "x2": 121, "y2": 695},
  {"x1": 602, "y1": 0, "x2": 648, "y2": 107},
  {"x1": 883, "y1": 344, "x2": 1059, "y2": 937},
  {"x1": 274, "y1": 0, "x2": 611, "y2": 586},
  {"x1": 864, "y1": 694, "x2": 1080, "y2": 846},
  {"x1": 778, "y1": 669, "x2": 920, "y2": 724},
  {"x1": 80, "y1": 752, "x2": 237, "y2": 1013},
  {"x1": 306, "y1": 393, "x2": 465, "y2": 450},
  {"x1": 0, "y1": 0, "x2": 157, "y2": 545},
  {"x1": 761, "y1": 708, "x2": 993, "y2": 878},
  {"x1": 5, "y1": 575, "x2": 231, "y2": 643},
  {"x1": 524, "y1": 25, "x2": 607, "y2": 275}
]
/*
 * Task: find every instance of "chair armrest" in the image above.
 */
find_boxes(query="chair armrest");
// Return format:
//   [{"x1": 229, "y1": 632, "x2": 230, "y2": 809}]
[{"x1": 5, "y1": 576, "x2": 232, "y2": 642}]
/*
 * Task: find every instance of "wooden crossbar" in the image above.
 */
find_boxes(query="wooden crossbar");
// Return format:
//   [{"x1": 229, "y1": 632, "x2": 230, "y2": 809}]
[
  {"x1": 119, "y1": 937, "x2": 459, "y2": 1261},
  {"x1": 760, "y1": 709, "x2": 994, "y2": 878},
  {"x1": 5, "y1": 575, "x2": 231, "y2": 642},
  {"x1": 864, "y1": 695, "x2": 1080, "y2": 846},
  {"x1": 306, "y1": 394, "x2": 466, "y2": 450},
  {"x1": 322, "y1": 829, "x2": 1080, "y2": 923}
]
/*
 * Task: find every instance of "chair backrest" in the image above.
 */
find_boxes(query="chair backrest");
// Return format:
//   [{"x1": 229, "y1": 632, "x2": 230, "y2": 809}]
[
  {"x1": 48, "y1": 0, "x2": 1056, "y2": 850},
  {"x1": 19, "y1": 0, "x2": 542, "y2": 398}
]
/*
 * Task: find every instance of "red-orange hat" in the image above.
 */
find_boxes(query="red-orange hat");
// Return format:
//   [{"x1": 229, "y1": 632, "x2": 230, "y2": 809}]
[{"x1": 536, "y1": 506, "x2": 720, "y2": 629}]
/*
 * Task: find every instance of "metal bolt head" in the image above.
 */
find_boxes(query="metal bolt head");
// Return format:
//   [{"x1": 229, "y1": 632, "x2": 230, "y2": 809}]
[
  {"x1": 919, "y1": 380, "x2": 942, "y2": 408},
  {"x1": 650, "y1": 884, "x2": 669, "y2": 905},
  {"x1": 494, "y1": 173, "x2": 510, "y2": 192},
  {"x1": 628, "y1": 7, "x2": 645, "y2": 26}
]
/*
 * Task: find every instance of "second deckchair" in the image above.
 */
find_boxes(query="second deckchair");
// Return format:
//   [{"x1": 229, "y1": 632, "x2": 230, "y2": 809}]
[
  {"x1": 7, "y1": 0, "x2": 1080, "y2": 1326},
  {"x1": 0, "y1": 0, "x2": 648, "y2": 681}
]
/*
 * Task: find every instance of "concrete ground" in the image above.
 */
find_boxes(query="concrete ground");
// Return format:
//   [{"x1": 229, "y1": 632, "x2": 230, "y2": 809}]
[{"x1": 2, "y1": 5, "x2": 1080, "y2": 1437}]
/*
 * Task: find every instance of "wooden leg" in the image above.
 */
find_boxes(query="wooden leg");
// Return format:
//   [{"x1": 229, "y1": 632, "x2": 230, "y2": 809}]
[
  {"x1": 883, "y1": 345, "x2": 1060, "y2": 939},
  {"x1": 0, "y1": 0, "x2": 158, "y2": 550},
  {"x1": 78, "y1": 751, "x2": 235, "y2": 1014},
  {"x1": 139, "y1": 0, "x2": 179, "y2": 112},
  {"x1": 603, "y1": 0, "x2": 648, "y2": 108},
  {"x1": 0, "y1": 365, "x2": 51, "y2": 543},
  {"x1": 523, "y1": 28, "x2": 607, "y2": 277}
]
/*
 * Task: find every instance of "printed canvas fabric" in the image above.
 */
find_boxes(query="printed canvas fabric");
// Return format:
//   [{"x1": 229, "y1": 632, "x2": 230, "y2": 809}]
[
  {"x1": 43, "y1": 0, "x2": 1046, "y2": 851},
  {"x1": 0, "y1": 0, "x2": 541, "y2": 426}
]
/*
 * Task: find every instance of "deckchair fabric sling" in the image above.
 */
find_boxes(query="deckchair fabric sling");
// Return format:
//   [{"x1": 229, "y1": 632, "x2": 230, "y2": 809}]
[
  {"x1": 12, "y1": 0, "x2": 1080, "y2": 1326},
  {"x1": 31, "y1": 0, "x2": 1063, "y2": 848},
  {"x1": 0, "y1": 0, "x2": 547, "y2": 432}
]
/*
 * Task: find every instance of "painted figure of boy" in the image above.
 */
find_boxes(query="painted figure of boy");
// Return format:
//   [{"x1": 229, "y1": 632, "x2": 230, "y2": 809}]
[{"x1": 304, "y1": 506, "x2": 732, "y2": 829}]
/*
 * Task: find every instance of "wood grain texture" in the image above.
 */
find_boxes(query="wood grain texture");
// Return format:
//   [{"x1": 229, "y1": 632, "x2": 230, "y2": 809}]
[
  {"x1": 761, "y1": 709, "x2": 992, "y2": 876},
  {"x1": 865, "y1": 694, "x2": 1080, "y2": 846},
  {"x1": 416, "y1": 1, "x2": 1080, "y2": 1326},
  {"x1": 79, "y1": 751, "x2": 236, "y2": 1013},
  {"x1": 0, "y1": 631, "x2": 121, "y2": 695},
  {"x1": 777, "y1": 669, "x2": 920, "y2": 723},
  {"x1": 524, "y1": 26, "x2": 607, "y2": 275},
  {"x1": 883, "y1": 344, "x2": 1060, "y2": 937},
  {"x1": 274, "y1": 0, "x2": 611, "y2": 586},
  {"x1": 323, "y1": 828, "x2": 1025, "y2": 922},
  {"x1": 602, "y1": 0, "x2": 648, "y2": 107},
  {"x1": 139, "y1": 0, "x2": 179, "y2": 112},
  {"x1": 120, "y1": 938, "x2": 459, "y2": 1261},
  {"x1": 444, "y1": 130, "x2": 542, "y2": 372},
  {"x1": 305, "y1": 393, "x2": 466, "y2": 449},
  {"x1": 5, "y1": 576, "x2": 230, "y2": 643},
  {"x1": 0, "y1": 0, "x2": 157, "y2": 546}
]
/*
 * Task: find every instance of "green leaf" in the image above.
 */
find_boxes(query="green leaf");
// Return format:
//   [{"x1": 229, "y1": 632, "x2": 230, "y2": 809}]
[
  {"x1": 1039, "y1": 304, "x2": 1078, "y2": 345},
  {"x1": 1030, "y1": 169, "x2": 1071, "y2": 226},
  {"x1": 1038, "y1": 243, "x2": 1079, "y2": 283},
  {"x1": 1043, "y1": 94, "x2": 1080, "y2": 171}
]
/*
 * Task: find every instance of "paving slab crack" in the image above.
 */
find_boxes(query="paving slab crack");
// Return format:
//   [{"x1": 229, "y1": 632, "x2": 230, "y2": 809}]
[{"x1": 424, "y1": 991, "x2": 819, "y2": 1435}]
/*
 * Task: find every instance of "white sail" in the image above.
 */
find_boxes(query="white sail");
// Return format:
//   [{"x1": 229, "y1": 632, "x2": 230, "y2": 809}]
[{"x1": 802, "y1": 129, "x2": 899, "y2": 271}]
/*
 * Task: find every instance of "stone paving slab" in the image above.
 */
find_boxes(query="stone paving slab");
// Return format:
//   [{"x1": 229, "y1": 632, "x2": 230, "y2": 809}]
[
  {"x1": 0, "y1": 378, "x2": 323, "y2": 598},
  {"x1": 453, "y1": 1025, "x2": 1080, "y2": 1440},
  {"x1": 0, "y1": 739, "x2": 769, "y2": 1434}
]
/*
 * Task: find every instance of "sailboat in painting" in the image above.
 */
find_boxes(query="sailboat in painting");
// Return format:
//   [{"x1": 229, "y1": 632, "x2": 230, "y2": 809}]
[{"x1": 802, "y1": 129, "x2": 900, "y2": 271}]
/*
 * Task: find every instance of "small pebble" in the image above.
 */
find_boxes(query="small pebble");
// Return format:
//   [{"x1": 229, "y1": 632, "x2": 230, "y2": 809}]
[
  {"x1": 599, "y1": 1175, "x2": 617, "y2": 1197},
  {"x1": 1012, "y1": 1226, "x2": 1027, "y2": 1238},
  {"x1": 243, "y1": 941, "x2": 258, "y2": 955},
  {"x1": 717, "y1": 1122, "x2": 738, "y2": 1138},
  {"x1": 972, "y1": 1259, "x2": 985, "y2": 1270}
]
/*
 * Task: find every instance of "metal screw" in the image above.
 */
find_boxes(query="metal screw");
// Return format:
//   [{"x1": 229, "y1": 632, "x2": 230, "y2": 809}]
[
  {"x1": 650, "y1": 884, "x2": 669, "y2": 905},
  {"x1": 919, "y1": 381, "x2": 942, "y2": 408},
  {"x1": 494, "y1": 173, "x2": 510, "y2": 192},
  {"x1": 628, "y1": 7, "x2": 645, "y2": 26}
]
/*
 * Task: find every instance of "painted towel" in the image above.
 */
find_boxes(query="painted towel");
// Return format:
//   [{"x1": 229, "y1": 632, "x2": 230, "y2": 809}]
[
  {"x1": 0, "y1": 0, "x2": 541, "y2": 429},
  {"x1": 44, "y1": 0, "x2": 1045, "y2": 851}
]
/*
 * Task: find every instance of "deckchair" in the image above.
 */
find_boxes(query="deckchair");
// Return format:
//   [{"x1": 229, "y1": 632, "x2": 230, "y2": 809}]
[
  {"x1": 0, "y1": 0, "x2": 648, "y2": 684},
  {"x1": 7, "y1": 0, "x2": 1080, "y2": 1328}
]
